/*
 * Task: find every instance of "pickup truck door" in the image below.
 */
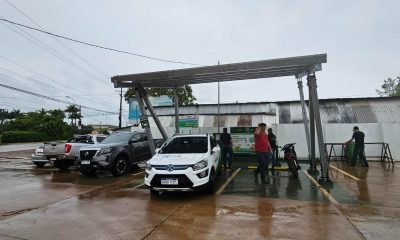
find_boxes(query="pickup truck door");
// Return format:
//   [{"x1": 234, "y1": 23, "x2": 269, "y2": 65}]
[
  {"x1": 139, "y1": 133, "x2": 151, "y2": 160},
  {"x1": 128, "y1": 133, "x2": 143, "y2": 162}
]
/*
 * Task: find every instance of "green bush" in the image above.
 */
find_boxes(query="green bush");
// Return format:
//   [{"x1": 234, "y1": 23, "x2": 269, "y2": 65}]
[{"x1": 1, "y1": 131, "x2": 48, "y2": 143}]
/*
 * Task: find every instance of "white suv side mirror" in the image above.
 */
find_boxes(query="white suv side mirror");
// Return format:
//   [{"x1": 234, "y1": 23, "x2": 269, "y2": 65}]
[{"x1": 212, "y1": 146, "x2": 219, "y2": 153}]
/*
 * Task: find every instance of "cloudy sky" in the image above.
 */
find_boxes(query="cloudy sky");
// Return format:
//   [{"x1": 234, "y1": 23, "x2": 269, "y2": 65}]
[{"x1": 0, "y1": 0, "x2": 399, "y2": 126}]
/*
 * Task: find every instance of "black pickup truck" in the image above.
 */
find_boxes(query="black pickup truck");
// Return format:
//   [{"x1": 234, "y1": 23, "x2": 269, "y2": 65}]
[{"x1": 77, "y1": 131, "x2": 163, "y2": 176}]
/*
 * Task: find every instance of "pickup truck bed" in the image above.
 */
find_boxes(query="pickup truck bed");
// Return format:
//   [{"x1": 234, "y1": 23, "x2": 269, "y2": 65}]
[{"x1": 42, "y1": 134, "x2": 107, "y2": 170}]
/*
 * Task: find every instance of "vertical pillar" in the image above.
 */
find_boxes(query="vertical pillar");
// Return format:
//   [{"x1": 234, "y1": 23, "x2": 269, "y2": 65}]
[
  {"x1": 118, "y1": 88, "x2": 122, "y2": 128},
  {"x1": 217, "y1": 81, "x2": 220, "y2": 134},
  {"x1": 308, "y1": 78, "x2": 316, "y2": 172},
  {"x1": 135, "y1": 87, "x2": 155, "y2": 155},
  {"x1": 297, "y1": 78, "x2": 311, "y2": 165},
  {"x1": 174, "y1": 87, "x2": 179, "y2": 134},
  {"x1": 308, "y1": 73, "x2": 330, "y2": 182}
]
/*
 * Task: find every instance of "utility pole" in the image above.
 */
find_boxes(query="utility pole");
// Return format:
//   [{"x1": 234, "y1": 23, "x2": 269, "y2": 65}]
[
  {"x1": 217, "y1": 60, "x2": 221, "y2": 134},
  {"x1": 78, "y1": 105, "x2": 82, "y2": 134},
  {"x1": 119, "y1": 88, "x2": 122, "y2": 128},
  {"x1": 0, "y1": 109, "x2": 6, "y2": 144},
  {"x1": 0, "y1": 108, "x2": 6, "y2": 133}
]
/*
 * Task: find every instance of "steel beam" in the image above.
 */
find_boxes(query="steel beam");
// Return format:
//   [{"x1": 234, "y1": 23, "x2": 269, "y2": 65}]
[
  {"x1": 112, "y1": 54, "x2": 327, "y2": 88},
  {"x1": 308, "y1": 78, "x2": 316, "y2": 172},
  {"x1": 174, "y1": 88, "x2": 179, "y2": 134},
  {"x1": 135, "y1": 86, "x2": 156, "y2": 155},
  {"x1": 112, "y1": 54, "x2": 327, "y2": 83},
  {"x1": 308, "y1": 73, "x2": 330, "y2": 182},
  {"x1": 138, "y1": 86, "x2": 168, "y2": 141},
  {"x1": 297, "y1": 78, "x2": 311, "y2": 165}
]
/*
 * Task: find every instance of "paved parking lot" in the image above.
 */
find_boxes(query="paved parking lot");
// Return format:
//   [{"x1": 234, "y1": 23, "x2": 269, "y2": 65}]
[{"x1": 0, "y1": 152, "x2": 399, "y2": 239}]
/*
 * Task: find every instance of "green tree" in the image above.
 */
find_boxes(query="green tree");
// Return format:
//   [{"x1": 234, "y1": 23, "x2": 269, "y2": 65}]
[
  {"x1": 377, "y1": 76, "x2": 400, "y2": 97},
  {"x1": 124, "y1": 85, "x2": 196, "y2": 105},
  {"x1": 0, "y1": 109, "x2": 21, "y2": 134},
  {"x1": 3, "y1": 108, "x2": 74, "y2": 141},
  {"x1": 65, "y1": 105, "x2": 82, "y2": 127}
]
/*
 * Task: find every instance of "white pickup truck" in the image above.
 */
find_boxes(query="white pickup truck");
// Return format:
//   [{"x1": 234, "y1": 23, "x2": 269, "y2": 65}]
[{"x1": 40, "y1": 134, "x2": 107, "y2": 170}]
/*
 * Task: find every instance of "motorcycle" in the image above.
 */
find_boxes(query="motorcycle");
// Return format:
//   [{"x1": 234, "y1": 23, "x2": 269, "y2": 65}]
[{"x1": 281, "y1": 143, "x2": 301, "y2": 178}]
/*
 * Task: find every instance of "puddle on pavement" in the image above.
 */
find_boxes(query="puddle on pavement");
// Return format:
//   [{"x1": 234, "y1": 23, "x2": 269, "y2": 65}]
[{"x1": 222, "y1": 163, "x2": 359, "y2": 204}]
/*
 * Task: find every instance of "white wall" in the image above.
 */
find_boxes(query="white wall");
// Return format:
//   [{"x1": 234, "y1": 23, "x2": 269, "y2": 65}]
[
  {"x1": 145, "y1": 118, "x2": 400, "y2": 161},
  {"x1": 275, "y1": 123, "x2": 399, "y2": 161}
]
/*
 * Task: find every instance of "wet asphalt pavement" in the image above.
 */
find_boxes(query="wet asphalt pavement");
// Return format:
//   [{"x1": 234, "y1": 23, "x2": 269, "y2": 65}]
[{"x1": 0, "y1": 153, "x2": 399, "y2": 239}]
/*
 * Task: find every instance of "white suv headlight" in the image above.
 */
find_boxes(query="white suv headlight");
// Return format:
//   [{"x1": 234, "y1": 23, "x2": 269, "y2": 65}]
[
  {"x1": 145, "y1": 162, "x2": 152, "y2": 171},
  {"x1": 192, "y1": 159, "x2": 208, "y2": 171}
]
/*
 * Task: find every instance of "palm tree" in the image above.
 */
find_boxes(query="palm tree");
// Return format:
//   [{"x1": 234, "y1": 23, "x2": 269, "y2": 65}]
[{"x1": 65, "y1": 105, "x2": 81, "y2": 127}]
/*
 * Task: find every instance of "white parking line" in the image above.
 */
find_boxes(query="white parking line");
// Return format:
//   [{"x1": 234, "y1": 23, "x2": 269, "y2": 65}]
[
  {"x1": 216, "y1": 168, "x2": 241, "y2": 195},
  {"x1": 303, "y1": 170, "x2": 339, "y2": 205},
  {"x1": 329, "y1": 165, "x2": 360, "y2": 181},
  {"x1": 131, "y1": 171, "x2": 145, "y2": 176},
  {"x1": 132, "y1": 183, "x2": 145, "y2": 189}
]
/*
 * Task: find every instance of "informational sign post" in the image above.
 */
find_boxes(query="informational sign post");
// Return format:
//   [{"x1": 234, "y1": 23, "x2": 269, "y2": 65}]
[
  {"x1": 179, "y1": 115, "x2": 198, "y2": 128},
  {"x1": 230, "y1": 127, "x2": 256, "y2": 154}
]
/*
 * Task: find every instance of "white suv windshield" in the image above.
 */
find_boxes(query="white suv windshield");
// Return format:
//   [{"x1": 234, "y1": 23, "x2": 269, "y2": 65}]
[{"x1": 159, "y1": 137, "x2": 208, "y2": 154}]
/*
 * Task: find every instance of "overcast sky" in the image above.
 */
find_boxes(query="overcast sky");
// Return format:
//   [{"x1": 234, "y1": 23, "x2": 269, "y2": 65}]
[{"x1": 1, "y1": 0, "x2": 399, "y2": 126}]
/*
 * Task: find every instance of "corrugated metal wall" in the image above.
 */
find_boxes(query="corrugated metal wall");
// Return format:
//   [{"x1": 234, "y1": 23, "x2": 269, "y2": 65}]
[
  {"x1": 150, "y1": 97, "x2": 400, "y2": 126},
  {"x1": 277, "y1": 98, "x2": 400, "y2": 124}
]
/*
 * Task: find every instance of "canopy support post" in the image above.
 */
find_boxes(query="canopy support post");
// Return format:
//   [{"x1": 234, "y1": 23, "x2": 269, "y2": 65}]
[
  {"x1": 135, "y1": 85, "x2": 155, "y2": 155},
  {"x1": 138, "y1": 85, "x2": 168, "y2": 141},
  {"x1": 297, "y1": 78, "x2": 312, "y2": 168},
  {"x1": 307, "y1": 72, "x2": 331, "y2": 183},
  {"x1": 174, "y1": 87, "x2": 180, "y2": 134}
]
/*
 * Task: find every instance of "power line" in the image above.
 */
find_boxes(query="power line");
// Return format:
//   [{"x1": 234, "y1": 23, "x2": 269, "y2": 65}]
[
  {"x1": 0, "y1": 16, "x2": 106, "y2": 83},
  {"x1": 0, "y1": 55, "x2": 114, "y2": 108},
  {"x1": 0, "y1": 83, "x2": 118, "y2": 115},
  {"x1": 0, "y1": 17, "x2": 205, "y2": 67},
  {"x1": 0, "y1": 55, "x2": 82, "y2": 92},
  {"x1": 0, "y1": 67, "x2": 58, "y2": 93},
  {"x1": 3, "y1": 0, "x2": 109, "y2": 80},
  {"x1": 0, "y1": 67, "x2": 116, "y2": 110},
  {"x1": 0, "y1": 93, "x2": 119, "y2": 99}
]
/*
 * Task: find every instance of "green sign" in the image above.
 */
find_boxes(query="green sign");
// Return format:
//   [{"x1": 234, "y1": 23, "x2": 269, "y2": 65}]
[
  {"x1": 179, "y1": 115, "x2": 198, "y2": 128},
  {"x1": 140, "y1": 115, "x2": 150, "y2": 128},
  {"x1": 231, "y1": 127, "x2": 256, "y2": 153}
]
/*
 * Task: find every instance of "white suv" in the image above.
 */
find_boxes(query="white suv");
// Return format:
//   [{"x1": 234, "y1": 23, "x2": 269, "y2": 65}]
[{"x1": 144, "y1": 134, "x2": 221, "y2": 194}]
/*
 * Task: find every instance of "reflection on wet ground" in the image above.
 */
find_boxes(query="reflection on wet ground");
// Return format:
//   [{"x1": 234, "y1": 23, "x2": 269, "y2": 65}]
[
  {"x1": 0, "y1": 156, "x2": 399, "y2": 239},
  {"x1": 223, "y1": 164, "x2": 330, "y2": 203}
]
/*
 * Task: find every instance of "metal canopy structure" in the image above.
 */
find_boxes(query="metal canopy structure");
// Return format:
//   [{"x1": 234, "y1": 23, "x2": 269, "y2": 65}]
[
  {"x1": 112, "y1": 54, "x2": 326, "y2": 88},
  {"x1": 111, "y1": 53, "x2": 331, "y2": 182}
]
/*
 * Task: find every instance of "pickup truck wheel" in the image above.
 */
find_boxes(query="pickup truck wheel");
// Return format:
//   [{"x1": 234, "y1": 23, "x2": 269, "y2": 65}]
[
  {"x1": 80, "y1": 169, "x2": 96, "y2": 177},
  {"x1": 111, "y1": 156, "x2": 129, "y2": 176},
  {"x1": 34, "y1": 162, "x2": 46, "y2": 168},
  {"x1": 55, "y1": 160, "x2": 72, "y2": 170},
  {"x1": 205, "y1": 169, "x2": 216, "y2": 194}
]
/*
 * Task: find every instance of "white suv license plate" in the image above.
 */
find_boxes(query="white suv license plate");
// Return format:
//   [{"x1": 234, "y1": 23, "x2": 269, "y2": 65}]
[
  {"x1": 161, "y1": 178, "x2": 178, "y2": 185},
  {"x1": 81, "y1": 160, "x2": 90, "y2": 165}
]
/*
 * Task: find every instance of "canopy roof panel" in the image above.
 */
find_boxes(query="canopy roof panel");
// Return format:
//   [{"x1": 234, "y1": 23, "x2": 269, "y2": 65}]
[{"x1": 112, "y1": 53, "x2": 327, "y2": 88}]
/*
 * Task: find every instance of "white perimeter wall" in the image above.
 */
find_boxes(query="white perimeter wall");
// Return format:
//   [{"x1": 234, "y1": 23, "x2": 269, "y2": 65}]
[
  {"x1": 145, "y1": 119, "x2": 400, "y2": 161},
  {"x1": 272, "y1": 123, "x2": 399, "y2": 161}
]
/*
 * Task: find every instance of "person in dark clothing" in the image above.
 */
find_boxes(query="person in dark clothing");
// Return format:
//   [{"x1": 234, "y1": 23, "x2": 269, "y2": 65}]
[
  {"x1": 345, "y1": 126, "x2": 369, "y2": 167},
  {"x1": 267, "y1": 128, "x2": 278, "y2": 168},
  {"x1": 220, "y1": 128, "x2": 233, "y2": 171}
]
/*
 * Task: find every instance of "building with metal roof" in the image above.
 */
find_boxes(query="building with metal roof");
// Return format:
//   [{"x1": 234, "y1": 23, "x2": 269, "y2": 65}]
[{"x1": 149, "y1": 96, "x2": 400, "y2": 126}]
